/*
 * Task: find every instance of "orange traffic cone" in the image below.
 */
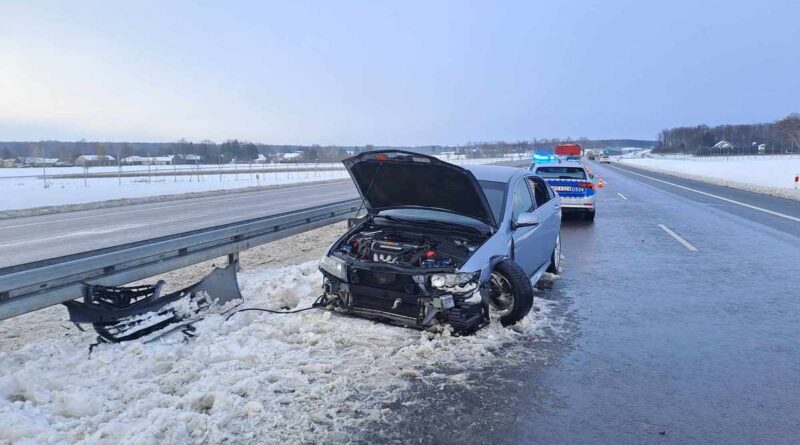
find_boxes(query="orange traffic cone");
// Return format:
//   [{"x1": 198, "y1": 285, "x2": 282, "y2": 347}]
[{"x1": 598, "y1": 178, "x2": 605, "y2": 188}]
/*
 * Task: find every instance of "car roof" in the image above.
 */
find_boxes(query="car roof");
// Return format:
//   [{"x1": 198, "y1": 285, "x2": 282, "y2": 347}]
[{"x1": 464, "y1": 164, "x2": 525, "y2": 183}]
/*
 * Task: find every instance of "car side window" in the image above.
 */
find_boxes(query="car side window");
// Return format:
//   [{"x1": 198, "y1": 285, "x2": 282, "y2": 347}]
[
  {"x1": 512, "y1": 179, "x2": 535, "y2": 221},
  {"x1": 546, "y1": 183, "x2": 556, "y2": 200},
  {"x1": 527, "y1": 177, "x2": 551, "y2": 207}
]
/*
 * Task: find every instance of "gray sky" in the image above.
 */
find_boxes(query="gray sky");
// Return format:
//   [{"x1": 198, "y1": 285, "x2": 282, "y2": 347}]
[{"x1": 1, "y1": 0, "x2": 798, "y2": 145}]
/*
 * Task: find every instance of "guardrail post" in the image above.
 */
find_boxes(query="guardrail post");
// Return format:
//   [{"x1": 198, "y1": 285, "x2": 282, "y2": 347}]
[{"x1": 228, "y1": 252, "x2": 240, "y2": 271}]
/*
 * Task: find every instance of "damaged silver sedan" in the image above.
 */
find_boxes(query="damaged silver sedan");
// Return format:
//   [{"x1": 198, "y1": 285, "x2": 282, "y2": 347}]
[{"x1": 320, "y1": 150, "x2": 562, "y2": 334}]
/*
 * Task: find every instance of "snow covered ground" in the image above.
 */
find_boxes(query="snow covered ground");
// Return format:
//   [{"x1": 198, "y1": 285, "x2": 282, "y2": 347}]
[
  {"x1": 0, "y1": 170, "x2": 350, "y2": 212},
  {"x1": 618, "y1": 155, "x2": 800, "y2": 200},
  {"x1": 0, "y1": 157, "x2": 522, "y2": 212},
  {"x1": 0, "y1": 163, "x2": 346, "y2": 179},
  {"x1": 0, "y1": 261, "x2": 563, "y2": 444}
]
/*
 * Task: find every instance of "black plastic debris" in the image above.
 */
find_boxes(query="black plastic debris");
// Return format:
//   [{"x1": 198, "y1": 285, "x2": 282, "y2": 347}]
[{"x1": 64, "y1": 263, "x2": 243, "y2": 343}]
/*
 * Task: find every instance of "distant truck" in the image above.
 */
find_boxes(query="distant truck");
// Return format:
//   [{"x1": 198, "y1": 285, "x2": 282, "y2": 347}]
[{"x1": 555, "y1": 144, "x2": 582, "y2": 157}]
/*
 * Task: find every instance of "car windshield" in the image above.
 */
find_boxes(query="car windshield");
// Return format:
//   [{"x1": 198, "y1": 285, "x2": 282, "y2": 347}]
[
  {"x1": 376, "y1": 208, "x2": 490, "y2": 232},
  {"x1": 535, "y1": 166, "x2": 587, "y2": 180},
  {"x1": 478, "y1": 180, "x2": 506, "y2": 223}
]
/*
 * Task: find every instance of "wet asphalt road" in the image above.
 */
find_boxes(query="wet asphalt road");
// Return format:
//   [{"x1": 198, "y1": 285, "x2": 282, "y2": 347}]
[
  {"x1": 371, "y1": 161, "x2": 800, "y2": 444},
  {"x1": 0, "y1": 181, "x2": 358, "y2": 268}
]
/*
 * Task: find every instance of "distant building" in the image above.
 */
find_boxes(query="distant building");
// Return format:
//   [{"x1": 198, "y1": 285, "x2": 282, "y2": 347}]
[
  {"x1": 182, "y1": 154, "x2": 204, "y2": 163},
  {"x1": 281, "y1": 152, "x2": 303, "y2": 162},
  {"x1": 19, "y1": 157, "x2": 59, "y2": 166},
  {"x1": 75, "y1": 155, "x2": 116, "y2": 166},
  {"x1": 712, "y1": 140, "x2": 734, "y2": 150},
  {"x1": 121, "y1": 155, "x2": 173, "y2": 165}
]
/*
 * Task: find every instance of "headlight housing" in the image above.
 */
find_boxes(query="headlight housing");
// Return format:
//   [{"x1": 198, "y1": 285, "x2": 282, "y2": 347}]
[
  {"x1": 429, "y1": 271, "x2": 480, "y2": 294},
  {"x1": 319, "y1": 254, "x2": 347, "y2": 280}
]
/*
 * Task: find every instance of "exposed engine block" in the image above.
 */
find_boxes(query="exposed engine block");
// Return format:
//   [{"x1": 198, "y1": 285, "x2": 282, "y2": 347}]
[{"x1": 339, "y1": 229, "x2": 474, "y2": 268}]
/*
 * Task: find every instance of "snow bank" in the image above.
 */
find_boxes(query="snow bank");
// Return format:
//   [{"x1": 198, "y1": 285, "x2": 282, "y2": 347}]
[
  {"x1": 0, "y1": 262, "x2": 563, "y2": 444},
  {"x1": 0, "y1": 171, "x2": 350, "y2": 212},
  {"x1": 619, "y1": 157, "x2": 800, "y2": 200}
]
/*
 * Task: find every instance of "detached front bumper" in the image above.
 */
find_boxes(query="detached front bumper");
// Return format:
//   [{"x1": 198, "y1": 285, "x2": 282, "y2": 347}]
[{"x1": 319, "y1": 263, "x2": 489, "y2": 334}]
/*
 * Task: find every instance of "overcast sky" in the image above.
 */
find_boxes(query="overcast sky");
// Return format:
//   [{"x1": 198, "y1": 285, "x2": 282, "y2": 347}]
[{"x1": 1, "y1": 0, "x2": 798, "y2": 145}]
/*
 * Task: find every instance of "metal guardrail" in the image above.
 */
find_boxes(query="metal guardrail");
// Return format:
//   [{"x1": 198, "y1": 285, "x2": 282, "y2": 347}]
[{"x1": 0, "y1": 199, "x2": 362, "y2": 320}]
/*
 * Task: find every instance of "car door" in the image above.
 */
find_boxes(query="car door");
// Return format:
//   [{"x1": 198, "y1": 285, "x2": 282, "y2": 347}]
[
  {"x1": 527, "y1": 176, "x2": 560, "y2": 266},
  {"x1": 510, "y1": 178, "x2": 544, "y2": 277}
]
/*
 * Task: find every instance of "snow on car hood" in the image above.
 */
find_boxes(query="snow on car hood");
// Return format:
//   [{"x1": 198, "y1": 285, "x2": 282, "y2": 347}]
[
  {"x1": 342, "y1": 150, "x2": 497, "y2": 227},
  {"x1": 0, "y1": 261, "x2": 564, "y2": 444}
]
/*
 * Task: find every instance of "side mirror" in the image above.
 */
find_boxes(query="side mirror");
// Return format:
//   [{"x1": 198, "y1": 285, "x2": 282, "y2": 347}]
[
  {"x1": 589, "y1": 173, "x2": 595, "y2": 179},
  {"x1": 515, "y1": 212, "x2": 539, "y2": 228}
]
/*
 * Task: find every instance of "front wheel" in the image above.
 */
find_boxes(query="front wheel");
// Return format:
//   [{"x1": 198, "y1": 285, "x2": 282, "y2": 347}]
[{"x1": 488, "y1": 259, "x2": 534, "y2": 326}]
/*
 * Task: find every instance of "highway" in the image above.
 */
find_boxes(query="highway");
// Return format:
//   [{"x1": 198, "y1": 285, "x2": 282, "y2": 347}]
[
  {"x1": 372, "y1": 161, "x2": 800, "y2": 444},
  {"x1": 2, "y1": 158, "x2": 799, "y2": 442},
  {"x1": 0, "y1": 181, "x2": 357, "y2": 267},
  {"x1": 0, "y1": 159, "x2": 528, "y2": 268}
]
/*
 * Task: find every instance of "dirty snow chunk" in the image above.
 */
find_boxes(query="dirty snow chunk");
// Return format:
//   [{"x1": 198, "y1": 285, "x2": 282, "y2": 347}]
[{"x1": 0, "y1": 261, "x2": 563, "y2": 444}]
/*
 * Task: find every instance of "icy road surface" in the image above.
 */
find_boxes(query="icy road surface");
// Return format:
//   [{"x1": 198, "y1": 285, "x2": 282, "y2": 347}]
[{"x1": 0, "y1": 262, "x2": 564, "y2": 444}]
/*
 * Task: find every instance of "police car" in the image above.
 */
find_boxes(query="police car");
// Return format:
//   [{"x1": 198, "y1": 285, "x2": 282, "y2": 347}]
[{"x1": 533, "y1": 161, "x2": 596, "y2": 221}]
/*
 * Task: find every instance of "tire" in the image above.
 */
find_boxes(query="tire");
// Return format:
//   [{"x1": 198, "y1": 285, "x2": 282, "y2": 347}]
[
  {"x1": 488, "y1": 259, "x2": 534, "y2": 326},
  {"x1": 546, "y1": 234, "x2": 561, "y2": 274},
  {"x1": 585, "y1": 210, "x2": 596, "y2": 222}
]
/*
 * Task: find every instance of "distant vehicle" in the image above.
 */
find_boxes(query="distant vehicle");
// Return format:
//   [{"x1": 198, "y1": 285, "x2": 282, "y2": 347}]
[
  {"x1": 320, "y1": 151, "x2": 561, "y2": 334},
  {"x1": 534, "y1": 162, "x2": 596, "y2": 221},
  {"x1": 599, "y1": 154, "x2": 610, "y2": 163},
  {"x1": 555, "y1": 143, "x2": 582, "y2": 157}
]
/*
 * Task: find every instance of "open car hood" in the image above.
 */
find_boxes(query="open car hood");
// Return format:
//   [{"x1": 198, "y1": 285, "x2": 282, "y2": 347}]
[{"x1": 342, "y1": 150, "x2": 496, "y2": 227}]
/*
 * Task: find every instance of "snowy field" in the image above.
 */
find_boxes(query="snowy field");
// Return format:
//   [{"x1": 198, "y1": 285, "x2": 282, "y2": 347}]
[
  {"x1": 0, "y1": 157, "x2": 524, "y2": 212},
  {"x1": 618, "y1": 155, "x2": 800, "y2": 199},
  {"x1": 0, "y1": 163, "x2": 346, "y2": 179},
  {"x1": 0, "y1": 261, "x2": 563, "y2": 444},
  {"x1": 0, "y1": 170, "x2": 350, "y2": 212}
]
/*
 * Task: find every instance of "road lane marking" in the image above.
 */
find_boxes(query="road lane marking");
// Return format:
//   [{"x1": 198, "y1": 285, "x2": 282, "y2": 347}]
[
  {"x1": 658, "y1": 224, "x2": 698, "y2": 252},
  {"x1": 617, "y1": 192, "x2": 628, "y2": 200},
  {"x1": 609, "y1": 165, "x2": 800, "y2": 223}
]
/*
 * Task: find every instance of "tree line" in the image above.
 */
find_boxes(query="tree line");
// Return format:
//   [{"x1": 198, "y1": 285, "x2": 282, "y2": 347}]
[
  {"x1": 0, "y1": 137, "x2": 657, "y2": 164},
  {"x1": 656, "y1": 113, "x2": 800, "y2": 154}
]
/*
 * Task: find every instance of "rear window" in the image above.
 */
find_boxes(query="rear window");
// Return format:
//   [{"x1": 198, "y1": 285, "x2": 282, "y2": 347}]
[{"x1": 535, "y1": 166, "x2": 587, "y2": 180}]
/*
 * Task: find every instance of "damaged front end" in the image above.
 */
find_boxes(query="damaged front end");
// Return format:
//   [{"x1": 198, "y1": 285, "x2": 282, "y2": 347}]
[{"x1": 319, "y1": 225, "x2": 490, "y2": 334}]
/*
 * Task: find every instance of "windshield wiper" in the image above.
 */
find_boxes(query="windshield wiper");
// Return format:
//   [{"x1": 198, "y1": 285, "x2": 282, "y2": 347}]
[{"x1": 374, "y1": 214, "x2": 486, "y2": 235}]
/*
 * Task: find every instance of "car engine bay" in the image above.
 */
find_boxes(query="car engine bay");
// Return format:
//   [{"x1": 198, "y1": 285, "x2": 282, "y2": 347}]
[{"x1": 335, "y1": 227, "x2": 480, "y2": 269}]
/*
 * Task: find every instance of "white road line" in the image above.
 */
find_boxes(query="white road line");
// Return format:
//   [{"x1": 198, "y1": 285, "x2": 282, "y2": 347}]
[
  {"x1": 617, "y1": 192, "x2": 628, "y2": 200},
  {"x1": 658, "y1": 224, "x2": 698, "y2": 252},
  {"x1": 609, "y1": 165, "x2": 800, "y2": 223}
]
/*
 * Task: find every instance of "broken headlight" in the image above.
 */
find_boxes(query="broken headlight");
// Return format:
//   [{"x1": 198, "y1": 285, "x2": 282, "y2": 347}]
[
  {"x1": 320, "y1": 254, "x2": 347, "y2": 280},
  {"x1": 429, "y1": 271, "x2": 480, "y2": 293}
]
